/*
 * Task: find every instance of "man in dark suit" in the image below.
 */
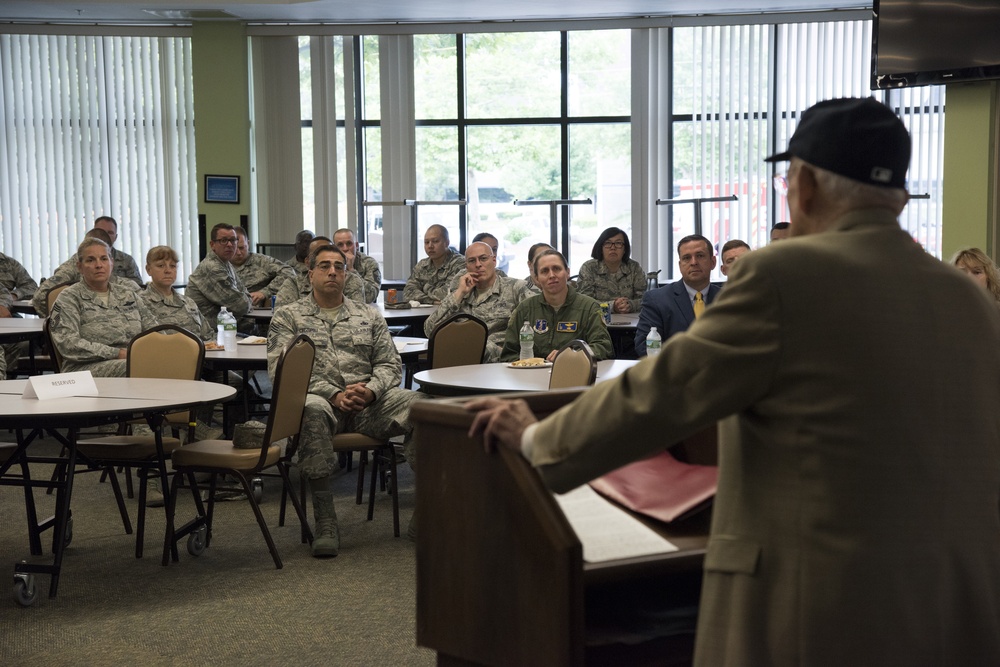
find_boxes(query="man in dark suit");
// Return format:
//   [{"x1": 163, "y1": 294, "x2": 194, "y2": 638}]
[
  {"x1": 633, "y1": 234, "x2": 722, "y2": 356},
  {"x1": 467, "y1": 97, "x2": 1000, "y2": 666}
]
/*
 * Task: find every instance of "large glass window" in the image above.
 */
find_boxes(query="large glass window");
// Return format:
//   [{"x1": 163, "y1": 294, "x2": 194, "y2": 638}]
[{"x1": 292, "y1": 17, "x2": 945, "y2": 284}]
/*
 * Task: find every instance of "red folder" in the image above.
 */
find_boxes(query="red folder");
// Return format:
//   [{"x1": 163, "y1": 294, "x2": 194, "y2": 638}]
[{"x1": 589, "y1": 450, "x2": 718, "y2": 523}]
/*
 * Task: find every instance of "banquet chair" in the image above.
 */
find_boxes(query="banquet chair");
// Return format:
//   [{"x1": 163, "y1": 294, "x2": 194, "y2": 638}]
[
  {"x1": 427, "y1": 313, "x2": 488, "y2": 368},
  {"x1": 403, "y1": 312, "x2": 487, "y2": 389},
  {"x1": 549, "y1": 339, "x2": 597, "y2": 390},
  {"x1": 74, "y1": 324, "x2": 205, "y2": 558},
  {"x1": 164, "y1": 334, "x2": 315, "y2": 569}
]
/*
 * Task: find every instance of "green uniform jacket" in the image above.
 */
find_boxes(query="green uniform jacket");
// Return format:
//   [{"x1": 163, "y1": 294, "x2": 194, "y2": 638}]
[{"x1": 500, "y1": 285, "x2": 612, "y2": 362}]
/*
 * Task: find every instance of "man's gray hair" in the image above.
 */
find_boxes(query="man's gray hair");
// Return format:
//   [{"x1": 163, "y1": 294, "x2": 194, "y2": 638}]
[{"x1": 808, "y1": 161, "x2": 909, "y2": 214}]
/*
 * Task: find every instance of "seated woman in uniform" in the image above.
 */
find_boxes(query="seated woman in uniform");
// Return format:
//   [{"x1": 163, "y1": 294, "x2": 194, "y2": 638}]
[
  {"x1": 48, "y1": 238, "x2": 157, "y2": 376},
  {"x1": 501, "y1": 249, "x2": 612, "y2": 363},
  {"x1": 951, "y1": 247, "x2": 1000, "y2": 308},
  {"x1": 576, "y1": 226, "x2": 647, "y2": 314},
  {"x1": 140, "y1": 245, "x2": 214, "y2": 341}
]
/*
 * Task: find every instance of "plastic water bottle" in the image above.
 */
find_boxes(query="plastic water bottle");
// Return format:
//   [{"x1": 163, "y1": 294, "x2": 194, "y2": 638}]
[
  {"x1": 645, "y1": 326, "x2": 662, "y2": 357},
  {"x1": 218, "y1": 307, "x2": 238, "y2": 348},
  {"x1": 518, "y1": 321, "x2": 534, "y2": 360}
]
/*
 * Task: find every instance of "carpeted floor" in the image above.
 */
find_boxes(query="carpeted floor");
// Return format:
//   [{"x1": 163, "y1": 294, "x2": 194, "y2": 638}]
[{"x1": 0, "y1": 435, "x2": 436, "y2": 666}]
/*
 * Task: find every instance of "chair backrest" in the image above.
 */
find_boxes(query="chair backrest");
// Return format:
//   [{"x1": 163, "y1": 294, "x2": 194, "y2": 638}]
[
  {"x1": 46, "y1": 281, "x2": 72, "y2": 316},
  {"x1": 427, "y1": 313, "x2": 488, "y2": 369},
  {"x1": 260, "y1": 334, "x2": 316, "y2": 459},
  {"x1": 43, "y1": 318, "x2": 65, "y2": 373},
  {"x1": 548, "y1": 339, "x2": 597, "y2": 390},
  {"x1": 127, "y1": 324, "x2": 205, "y2": 381},
  {"x1": 127, "y1": 324, "x2": 206, "y2": 431}
]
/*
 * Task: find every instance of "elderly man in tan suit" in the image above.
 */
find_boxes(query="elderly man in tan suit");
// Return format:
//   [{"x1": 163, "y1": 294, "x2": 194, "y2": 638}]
[{"x1": 468, "y1": 97, "x2": 1000, "y2": 666}]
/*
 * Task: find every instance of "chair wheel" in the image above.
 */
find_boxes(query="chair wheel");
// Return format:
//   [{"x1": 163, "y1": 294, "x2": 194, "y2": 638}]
[
  {"x1": 13, "y1": 575, "x2": 36, "y2": 607},
  {"x1": 187, "y1": 526, "x2": 207, "y2": 556},
  {"x1": 252, "y1": 478, "x2": 263, "y2": 503}
]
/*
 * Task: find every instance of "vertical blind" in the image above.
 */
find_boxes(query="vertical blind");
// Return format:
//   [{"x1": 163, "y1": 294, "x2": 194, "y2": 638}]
[
  {"x1": 0, "y1": 34, "x2": 197, "y2": 281},
  {"x1": 673, "y1": 19, "x2": 946, "y2": 275}
]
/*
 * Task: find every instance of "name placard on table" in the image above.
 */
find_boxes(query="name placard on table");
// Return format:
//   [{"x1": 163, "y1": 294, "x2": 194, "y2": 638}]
[{"x1": 22, "y1": 371, "x2": 99, "y2": 400}]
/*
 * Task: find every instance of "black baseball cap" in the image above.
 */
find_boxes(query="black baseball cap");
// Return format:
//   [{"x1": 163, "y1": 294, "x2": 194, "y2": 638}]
[{"x1": 765, "y1": 97, "x2": 911, "y2": 189}]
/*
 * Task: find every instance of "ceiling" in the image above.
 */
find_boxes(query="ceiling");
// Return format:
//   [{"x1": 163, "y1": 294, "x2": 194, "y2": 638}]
[{"x1": 0, "y1": 1, "x2": 866, "y2": 27}]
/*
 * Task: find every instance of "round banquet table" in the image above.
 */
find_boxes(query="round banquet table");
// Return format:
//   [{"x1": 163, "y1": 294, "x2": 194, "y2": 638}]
[
  {"x1": 0, "y1": 377, "x2": 235, "y2": 604},
  {"x1": 413, "y1": 359, "x2": 639, "y2": 397}
]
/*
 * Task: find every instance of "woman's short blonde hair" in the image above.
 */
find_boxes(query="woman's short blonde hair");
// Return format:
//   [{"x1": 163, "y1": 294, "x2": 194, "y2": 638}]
[
  {"x1": 951, "y1": 247, "x2": 1000, "y2": 303},
  {"x1": 146, "y1": 245, "x2": 179, "y2": 265}
]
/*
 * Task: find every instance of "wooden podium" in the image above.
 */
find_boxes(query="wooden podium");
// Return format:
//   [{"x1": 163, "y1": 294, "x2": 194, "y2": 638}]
[{"x1": 411, "y1": 390, "x2": 715, "y2": 667}]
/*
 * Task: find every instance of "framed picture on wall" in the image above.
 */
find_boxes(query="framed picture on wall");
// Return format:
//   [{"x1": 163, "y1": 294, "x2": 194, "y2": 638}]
[{"x1": 204, "y1": 175, "x2": 240, "y2": 204}]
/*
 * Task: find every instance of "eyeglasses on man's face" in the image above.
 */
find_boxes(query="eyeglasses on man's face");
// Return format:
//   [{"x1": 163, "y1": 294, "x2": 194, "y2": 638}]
[
  {"x1": 213, "y1": 237, "x2": 237, "y2": 246},
  {"x1": 603, "y1": 241, "x2": 625, "y2": 250},
  {"x1": 315, "y1": 261, "x2": 347, "y2": 272}
]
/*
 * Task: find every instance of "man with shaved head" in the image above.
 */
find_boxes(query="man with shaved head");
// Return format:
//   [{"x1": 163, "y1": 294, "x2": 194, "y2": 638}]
[{"x1": 403, "y1": 224, "x2": 465, "y2": 304}]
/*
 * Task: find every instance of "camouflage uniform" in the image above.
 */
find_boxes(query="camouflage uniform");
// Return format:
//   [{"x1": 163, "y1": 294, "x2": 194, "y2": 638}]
[
  {"x1": 0, "y1": 253, "x2": 37, "y2": 302},
  {"x1": 139, "y1": 285, "x2": 215, "y2": 341},
  {"x1": 274, "y1": 268, "x2": 366, "y2": 308},
  {"x1": 0, "y1": 253, "x2": 38, "y2": 376},
  {"x1": 352, "y1": 251, "x2": 382, "y2": 304},
  {"x1": 424, "y1": 275, "x2": 535, "y2": 362},
  {"x1": 49, "y1": 281, "x2": 157, "y2": 376},
  {"x1": 234, "y1": 252, "x2": 295, "y2": 331},
  {"x1": 500, "y1": 285, "x2": 614, "y2": 362},
  {"x1": 576, "y1": 258, "x2": 648, "y2": 314},
  {"x1": 268, "y1": 295, "x2": 424, "y2": 479},
  {"x1": 447, "y1": 267, "x2": 510, "y2": 290},
  {"x1": 403, "y1": 250, "x2": 466, "y2": 304},
  {"x1": 288, "y1": 257, "x2": 308, "y2": 281},
  {"x1": 32, "y1": 250, "x2": 142, "y2": 316},
  {"x1": 235, "y1": 252, "x2": 295, "y2": 300},
  {"x1": 185, "y1": 253, "x2": 253, "y2": 329}
]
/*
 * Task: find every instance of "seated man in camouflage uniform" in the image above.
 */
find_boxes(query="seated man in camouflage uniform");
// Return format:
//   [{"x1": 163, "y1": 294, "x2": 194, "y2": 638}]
[
  {"x1": 333, "y1": 228, "x2": 381, "y2": 304},
  {"x1": 268, "y1": 243, "x2": 423, "y2": 558},
  {"x1": 185, "y1": 223, "x2": 253, "y2": 330},
  {"x1": 0, "y1": 249, "x2": 38, "y2": 377},
  {"x1": 403, "y1": 224, "x2": 465, "y2": 304},
  {"x1": 231, "y1": 226, "x2": 295, "y2": 331},
  {"x1": 424, "y1": 242, "x2": 534, "y2": 362},
  {"x1": 274, "y1": 236, "x2": 367, "y2": 308},
  {"x1": 288, "y1": 229, "x2": 315, "y2": 281}
]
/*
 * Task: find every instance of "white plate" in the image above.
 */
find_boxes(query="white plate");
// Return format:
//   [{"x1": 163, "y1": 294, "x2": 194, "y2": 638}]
[
  {"x1": 507, "y1": 361, "x2": 553, "y2": 369},
  {"x1": 237, "y1": 336, "x2": 267, "y2": 345}
]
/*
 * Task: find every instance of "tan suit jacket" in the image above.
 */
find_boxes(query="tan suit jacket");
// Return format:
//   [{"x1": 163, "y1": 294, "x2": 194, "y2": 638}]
[{"x1": 529, "y1": 209, "x2": 1000, "y2": 666}]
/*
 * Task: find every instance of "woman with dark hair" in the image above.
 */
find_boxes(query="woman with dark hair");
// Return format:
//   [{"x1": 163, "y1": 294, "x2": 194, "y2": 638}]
[
  {"x1": 577, "y1": 226, "x2": 647, "y2": 313},
  {"x1": 501, "y1": 249, "x2": 612, "y2": 362}
]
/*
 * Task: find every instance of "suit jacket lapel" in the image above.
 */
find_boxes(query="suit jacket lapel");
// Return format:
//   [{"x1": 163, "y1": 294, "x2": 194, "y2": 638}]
[{"x1": 672, "y1": 282, "x2": 695, "y2": 327}]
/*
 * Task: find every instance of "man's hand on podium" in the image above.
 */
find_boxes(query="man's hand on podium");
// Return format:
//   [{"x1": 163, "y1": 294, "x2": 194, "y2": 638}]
[{"x1": 466, "y1": 397, "x2": 537, "y2": 453}]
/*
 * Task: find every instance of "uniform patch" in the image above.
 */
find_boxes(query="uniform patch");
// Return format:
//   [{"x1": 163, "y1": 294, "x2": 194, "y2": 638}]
[
  {"x1": 533, "y1": 319, "x2": 548, "y2": 334},
  {"x1": 557, "y1": 321, "x2": 578, "y2": 332}
]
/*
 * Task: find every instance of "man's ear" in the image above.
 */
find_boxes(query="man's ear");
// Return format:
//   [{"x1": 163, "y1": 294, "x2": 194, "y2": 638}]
[{"x1": 795, "y1": 165, "x2": 819, "y2": 214}]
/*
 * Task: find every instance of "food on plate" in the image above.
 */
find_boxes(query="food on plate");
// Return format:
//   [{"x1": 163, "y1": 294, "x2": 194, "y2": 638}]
[
  {"x1": 205, "y1": 341, "x2": 225, "y2": 350},
  {"x1": 510, "y1": 357, "x2": 547, "y2": 367}
]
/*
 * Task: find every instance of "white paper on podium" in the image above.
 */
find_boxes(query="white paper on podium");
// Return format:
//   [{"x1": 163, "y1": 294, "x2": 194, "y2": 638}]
[
  {"x1": 22, "y1": 371, "x2": 99, "y2": 400},
  {"x1": 553, "y1": 484, "x2": 678, "y2": 563}
]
